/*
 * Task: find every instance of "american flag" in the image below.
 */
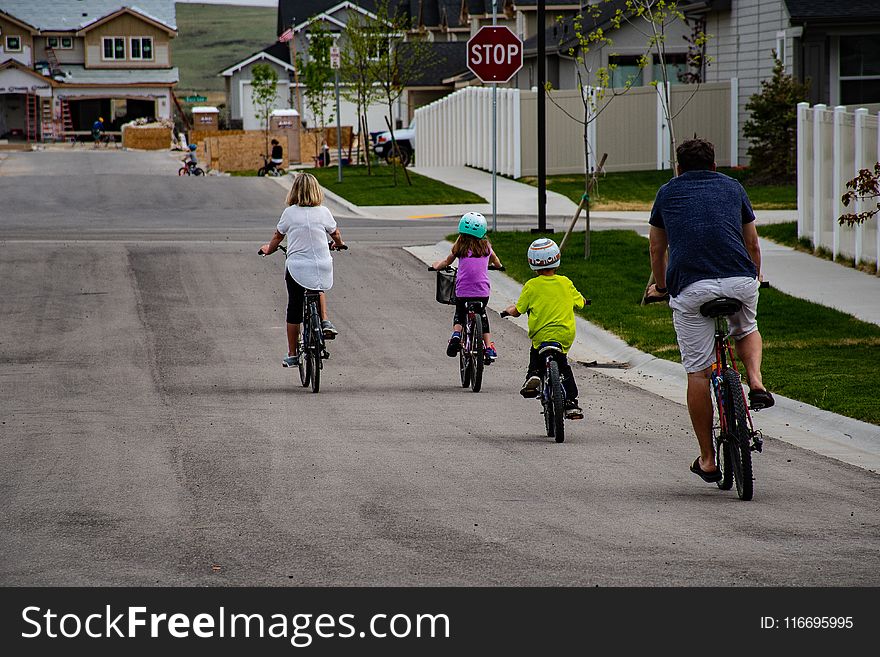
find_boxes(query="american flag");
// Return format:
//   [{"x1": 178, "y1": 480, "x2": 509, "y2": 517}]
[{"x1": 278, "y1": 27, "x2": 293, "y2": 43}]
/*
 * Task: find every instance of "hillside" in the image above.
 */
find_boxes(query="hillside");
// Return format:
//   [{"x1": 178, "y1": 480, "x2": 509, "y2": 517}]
[{"x1": 174, "y1": 2, "x2": 277, "y2": 99}]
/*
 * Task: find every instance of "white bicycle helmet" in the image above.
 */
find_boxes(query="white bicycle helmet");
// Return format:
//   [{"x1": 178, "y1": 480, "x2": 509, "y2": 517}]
[
  {"x1": 527, "y1": 238, "x2": 561, "y2": 271},
  {"x1": 458, "y1": 211, "x2": 488, "y2": 238}
]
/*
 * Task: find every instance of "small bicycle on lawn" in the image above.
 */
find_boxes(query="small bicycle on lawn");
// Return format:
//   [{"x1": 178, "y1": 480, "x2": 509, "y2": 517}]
[
  {"x1": 429, "y1": 264, "x2": 503, "y2": 393},
  {"x1": 260, "y1": 243, "x2": 347, "y2": 393},
  {"x1": 501, "y1": 301, "x2": 589, "y2": 443},
  {"x1": 702, "y1": 283, "x2": 770, "y2": 501}
]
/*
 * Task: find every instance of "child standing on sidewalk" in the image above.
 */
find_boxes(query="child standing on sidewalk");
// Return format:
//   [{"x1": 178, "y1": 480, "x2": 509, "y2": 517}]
[
  {"x1": 502, "y1": 238, "x2": 586, "y2": 419},
  {"x1": 432, "y1": 212, "x2": 503, "y2": 361}
]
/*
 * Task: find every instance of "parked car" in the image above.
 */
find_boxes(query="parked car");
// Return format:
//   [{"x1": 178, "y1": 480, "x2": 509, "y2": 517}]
[{"x1": 373, "y1": 121, "x2": 415, "y2": 167}]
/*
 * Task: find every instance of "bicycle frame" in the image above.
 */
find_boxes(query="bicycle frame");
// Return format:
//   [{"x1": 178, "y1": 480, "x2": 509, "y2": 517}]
[
  {"x1": 301, "y1": 290, "x2": 325, "y2": 357},
  {"x1": 709, "y1": 317, "x2": 756, "y2": 439}
]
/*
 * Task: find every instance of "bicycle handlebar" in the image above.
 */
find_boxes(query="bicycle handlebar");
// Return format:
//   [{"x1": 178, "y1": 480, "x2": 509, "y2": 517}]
[
  {"x1": 427, "y1": 264, "x2": 505, "y2": 271},
  {"x1": 260, "y1": 243, "x2": 347, "y2": 256}
]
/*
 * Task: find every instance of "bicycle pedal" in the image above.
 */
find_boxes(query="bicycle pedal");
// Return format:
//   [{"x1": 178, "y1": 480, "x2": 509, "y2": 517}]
[{"x1": 322, "y1": 350, "x2": 331, "y2": 359}]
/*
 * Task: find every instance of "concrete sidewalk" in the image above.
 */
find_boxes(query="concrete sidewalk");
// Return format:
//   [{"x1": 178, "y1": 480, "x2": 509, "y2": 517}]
[{"x1": 406, "y1": 241, "x2": 880, "y2": 474}]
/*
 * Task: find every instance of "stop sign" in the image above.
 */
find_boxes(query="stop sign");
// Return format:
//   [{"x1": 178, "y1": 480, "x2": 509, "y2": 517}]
[{"x1": 467, "y1": 26, "x2": 523, "y2": 84}]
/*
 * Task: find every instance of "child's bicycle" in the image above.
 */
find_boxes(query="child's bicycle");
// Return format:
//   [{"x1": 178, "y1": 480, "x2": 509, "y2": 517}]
[
  {"x1": 429, "y1": 264, "x2": 503, "y2": 393},
  {"x1": 501, "y1": 301, "x2": 589, "y2": 443},
  {"x1": 259, "y1": 243, "x2": 347, "y2": 393},
  {"x1": 178, "y1": 159, "x2": 204, "y2": 176}
]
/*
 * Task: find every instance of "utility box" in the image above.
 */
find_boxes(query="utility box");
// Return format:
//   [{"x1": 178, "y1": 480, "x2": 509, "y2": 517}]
[
  {"x1": 192, "y1": 106, "x2": 220, "y2": 130},
  {"x1": 270, "y1": 109, "x2": 301, "y2": 164}
]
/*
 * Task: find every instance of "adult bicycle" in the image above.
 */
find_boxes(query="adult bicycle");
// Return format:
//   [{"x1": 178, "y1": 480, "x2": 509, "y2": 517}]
[
  {"x1": 257, "y1": 154, "x2": 285, "y2": 177},
  {"x1": 701, "y1": 283, "x2": 770, "y2": 501},
  {"x1": 502, "y1": 300, "x2": 589, "y2": 443},
  {"x1": 259, "y1": 243, "x2": 347, "y2": 393},
  {"x1": 429, "y1": 264, "x2": 503, "y2": 393}
]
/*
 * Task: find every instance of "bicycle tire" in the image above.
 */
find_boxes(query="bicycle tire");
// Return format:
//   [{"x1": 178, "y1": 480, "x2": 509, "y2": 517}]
[
  {"x1": 543, "y1": 389, "x2": 554, "y2": 438},
  {"x1": 310, "y1": 310, "x2": 323, "y2": 393},
  {"x1": 310, "y1": 351, "x2": 321, "y2": 393},
  {"x1": 470, "y1": 314, "x2": 484, "y2": 392},
  {"x1": 723, "y1": 368, "x2": 753, "y2": 500},
  {"x1": 714, "y1": 431, "x2": 733, "y2": 490},
  {"x1": 459, "y1": 340, "x2": 471, "y2": 388},
  {"x1": 178, "y1": 166, "x2": 188, "y2": 176},
  {"x1": 257, "y1": 167, "x2": 267, "y2": 177},
  {"x1": 298, "y1": 335, "x2": 310, "y2": 387},
  {"x1": 193, "y1": 167, "x2": 205, "y2": 176},
  {"x1": 549, "y1": 360, "x2": 566, "y2": 443}
]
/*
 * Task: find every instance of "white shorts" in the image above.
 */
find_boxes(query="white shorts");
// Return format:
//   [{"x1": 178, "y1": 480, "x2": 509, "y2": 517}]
[{"x1": 669, "y1": 277, "x2": 760, "y2": 373}]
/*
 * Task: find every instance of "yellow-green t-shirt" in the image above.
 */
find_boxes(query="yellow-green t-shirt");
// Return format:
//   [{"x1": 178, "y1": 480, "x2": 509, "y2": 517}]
[{"x1": 515, "y1": 274, "x2": 585, "y2": 352}]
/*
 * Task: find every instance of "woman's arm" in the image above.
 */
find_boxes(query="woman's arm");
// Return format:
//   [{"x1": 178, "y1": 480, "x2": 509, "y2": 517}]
[
  {"x1": 431, "y1": 252, "x2": 455, "y2": 270},
  {"x1": 260, "y1": 230, "x2": 285, "y2": 255},
  {"x1": 328, "y1": 228, "x2": 345, "y2": 248}
]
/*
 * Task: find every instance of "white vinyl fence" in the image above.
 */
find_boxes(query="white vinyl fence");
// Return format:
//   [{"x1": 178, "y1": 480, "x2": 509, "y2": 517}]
[
  {"x1": 797, "y1": 102, "x2": 880, "y2": 271},
  {"x1": 415, "y1": 81, "x2": 736, "y2": 177}
]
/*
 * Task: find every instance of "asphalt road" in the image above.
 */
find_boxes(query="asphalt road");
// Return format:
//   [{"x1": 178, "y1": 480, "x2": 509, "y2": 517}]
[{"x1": 1, "y1": 150, "x2": 878, "y2": 585}]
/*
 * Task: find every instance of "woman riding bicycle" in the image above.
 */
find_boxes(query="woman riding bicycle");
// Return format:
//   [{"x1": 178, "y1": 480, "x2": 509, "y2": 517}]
[
  {"x1": 502, "y1": 238, "x2": 586, "y2": 420},
  {"x1": 431, "y1": 212, "x2": 503, "y2": 362},
  {"x1": 260, "y1": 172, "x2": 345, "y2": 367}
]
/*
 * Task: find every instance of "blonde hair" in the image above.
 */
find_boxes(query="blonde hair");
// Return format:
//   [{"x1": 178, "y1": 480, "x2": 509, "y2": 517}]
[
  {"x1": 451, "y1": 234, "x2": 490, "y2": 258},
  {"x1": 286, "y1": 172, "x2": 324, "y2": 207}
]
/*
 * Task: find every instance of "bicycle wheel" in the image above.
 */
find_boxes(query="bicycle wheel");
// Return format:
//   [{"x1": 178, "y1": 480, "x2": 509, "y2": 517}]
[
  {"x1": 193, "y1": 167, "x2": 205, "y2": 176},
  {"x1": 543, "y1": 387, "x2": 554, "y2": 438},
  {"x1": 549, "y1": 360, "x2": 566, "y2": 443},
  {"x1": 310, "y1": 309, "x2": 323, "y2": 393},
  {"x1": 257, "y1": 167, "x2": 267, "y2": 177},
  {"x1": 310, "y1": 350, "x2": 321, "y2": 393},
  {"x1": 298, "y1": 335, "x2": 310, "y2": 387},
  {"x1": 714, "y1": 431, "x2": 733, "y2": 491},
  {"x1": 723, "y1": 368, "x2": 753, "y2": 500},
  {"x1": 470, "y1": 314, "x2": 484, "y2": 393},
  {"x1": 459, "y1": 337, "x2": 471, "y2": 388},
  {"x1": 178, "y1": 166, "x2": 188, "y2": 176}
]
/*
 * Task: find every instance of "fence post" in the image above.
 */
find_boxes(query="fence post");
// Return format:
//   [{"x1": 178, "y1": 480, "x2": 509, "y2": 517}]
[
  {"x1": 832, "y1": 105, "x2": 846, "y2": 259},
  {"x1": 656, "y1": 86, "x2": 665, "y2": 170},
  {"x1": 812, "y1": 104, "x2": 826, "y2": 252},
  {"x1": 877, "y1": 110, "x2": 880, "y2": 273},
  {"x1": 854, "y1": 107, "x2": 868, "y2": 266},
  {"x1": 730, "y1": 77, "x2": 739, "y2": 167},
  {"x1": 513, "y1": 88, "x2": 521, "y2": 179},
  {"x1": 797, "y1": 102, "x2": 809, "y2": 239}
]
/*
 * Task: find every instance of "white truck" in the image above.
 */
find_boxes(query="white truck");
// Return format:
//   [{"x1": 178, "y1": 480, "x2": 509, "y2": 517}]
[{"x1": 373, "y1": 121, "x2": 416, "y2": 167}]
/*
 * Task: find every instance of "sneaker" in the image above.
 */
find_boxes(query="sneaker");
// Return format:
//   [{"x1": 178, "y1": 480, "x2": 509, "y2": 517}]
[
  {"x1": 485, "y1": 342, "x2": 498, "y2": 362},
  {"x1": 446, "y1": 332, "x2": 461, "y2": 357},
  {"x1": 520, "y1": 375, "x2": 541, "y2": 398},
  {"x1": 564, "y1": 400, "x2": 584, "y2": 420},
  {"x1": 321, "y1": 320, "x2": 338, "y2": 339},
  {"x1": 282, "y1": 354, "x2": 300, "y2": 368}
]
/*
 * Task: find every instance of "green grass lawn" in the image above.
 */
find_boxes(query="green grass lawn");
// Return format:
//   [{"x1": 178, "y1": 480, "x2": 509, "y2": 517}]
[
  {"x1": 175, "y1": 3, "x2": 277, "y2": 96},
  {"x1": 310, "y1": 165, "x2": 486, "y2": 206},
  {"x1": 757, "y1": 221, "x2": 878, "y2": 273},
  {"x1": 487, "y1": 230, "x2": 880, "y2": 424},
  {"x1": 519, "y1": 168, "x2": 797, "y2": 211}
]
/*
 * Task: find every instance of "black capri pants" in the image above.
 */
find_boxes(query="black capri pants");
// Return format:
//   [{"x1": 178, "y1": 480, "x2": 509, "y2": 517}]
[
  {"x1": 285, "y1": 270, "x2": 320, "y2": 324},
  {"x1": 453, "y1": 296, "x2": 490, "y2": 332}
]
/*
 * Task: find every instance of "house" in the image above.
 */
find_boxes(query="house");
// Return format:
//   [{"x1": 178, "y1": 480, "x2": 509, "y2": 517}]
[
  {"x1": 218, "y1": 41, "x2": 296, "y2": 130},
  {"x1": 0, "y1": 0, "x2": 178, "y2": 141}
]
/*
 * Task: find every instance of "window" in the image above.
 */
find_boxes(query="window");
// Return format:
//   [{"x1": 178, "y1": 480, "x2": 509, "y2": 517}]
[
  {"x1": 130, "y1": 37, "x2": 153, "y2": 60},
  {"x1": 102, "y1": 37, "x2": 125, "y2": 60},
  {"x1": 5, "y1": 36, "x2": 22, "y2": 52},
  {"x1": 840, "y1": 35, "x2": 880, "y2": 104},
  {"x1": 47, "y1": 37, "x2": 59, "y2": 49},
  {"x1": 61, "y1": 37, "x2": 73, "y2": 49},
  {"x1": 609, "y1": 55, "x2": 643, "y2": 88}
]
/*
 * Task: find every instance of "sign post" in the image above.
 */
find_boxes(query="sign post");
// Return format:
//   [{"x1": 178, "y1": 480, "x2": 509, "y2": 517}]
[
  {"x1": 467, "y1": 24, "x2": 523, "y2": 233},
  {"x1": 330, "y1": 45, "x2": 342, "y2": 183}
]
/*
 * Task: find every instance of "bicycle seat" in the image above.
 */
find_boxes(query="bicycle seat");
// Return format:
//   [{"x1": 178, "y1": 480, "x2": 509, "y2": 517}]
[
  {"x1": 465, "y1": 301, "x2": 484, "y2": 311},
  {"x1": 700, "y1": 297, "x2": 742, "y2": 318},
  {"x1": 538, "y1": 341, "x2": 563, "y2": 355}
]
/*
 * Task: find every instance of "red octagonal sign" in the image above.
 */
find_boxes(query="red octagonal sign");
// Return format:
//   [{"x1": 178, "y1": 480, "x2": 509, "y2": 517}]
[{"x1": 467, "y1": 26, "x2": 523, "y2": 84}]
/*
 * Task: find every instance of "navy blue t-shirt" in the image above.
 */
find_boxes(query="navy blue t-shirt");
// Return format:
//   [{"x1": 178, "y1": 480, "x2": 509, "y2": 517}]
[{"x1": 649, "y1": 170, "x2": 757, "y2": 296}]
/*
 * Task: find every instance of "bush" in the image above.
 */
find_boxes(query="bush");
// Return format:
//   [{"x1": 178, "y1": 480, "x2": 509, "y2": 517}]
[{"x1": 743, "y1": 55, "x2": 809, "y2": 184}]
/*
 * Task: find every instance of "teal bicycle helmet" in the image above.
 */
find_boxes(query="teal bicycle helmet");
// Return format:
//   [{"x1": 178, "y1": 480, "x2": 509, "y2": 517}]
[{"x1": 458, "y1": 211, "x2": 487, "y2": 238}]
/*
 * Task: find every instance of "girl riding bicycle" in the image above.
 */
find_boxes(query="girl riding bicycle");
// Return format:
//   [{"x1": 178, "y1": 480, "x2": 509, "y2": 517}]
[
  {"x1": 260, "y1": 172, "x2": 345, "y2": 367},
  {"x1": 431, "y1": 212, "x2": 503, "y2": 362},
  {"x1": 502, "y1": 238, "x2": 586, "y2": 419}
]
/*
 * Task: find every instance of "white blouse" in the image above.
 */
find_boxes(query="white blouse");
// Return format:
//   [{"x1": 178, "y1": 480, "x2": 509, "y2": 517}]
[{"x1": 276, "y1": 204, "x2": 337, "y2": 291}]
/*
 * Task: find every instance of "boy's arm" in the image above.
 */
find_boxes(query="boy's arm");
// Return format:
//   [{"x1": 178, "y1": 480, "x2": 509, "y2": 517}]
[{"x1": 502, "y1": 304, "x2": 521, "y2": 317}]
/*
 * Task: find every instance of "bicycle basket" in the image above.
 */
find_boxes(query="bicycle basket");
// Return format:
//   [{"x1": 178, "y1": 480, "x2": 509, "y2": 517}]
[{"x1": 435, "y1": 267, "x2": 457, "y2": 305}]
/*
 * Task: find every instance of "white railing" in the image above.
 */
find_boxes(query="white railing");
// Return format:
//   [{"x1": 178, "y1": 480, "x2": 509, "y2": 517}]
[
  {"x1": 797, "y1": 102, "x2": 880, "y2": 271},
  {"x1": 414, "y1": 86, "x2": 522, "y2": 178}
]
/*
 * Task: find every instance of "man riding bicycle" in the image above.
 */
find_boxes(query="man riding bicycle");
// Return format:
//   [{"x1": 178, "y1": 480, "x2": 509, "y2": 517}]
[{"x1": 646, "y1": 137, "x2": 774, "y2": 484}]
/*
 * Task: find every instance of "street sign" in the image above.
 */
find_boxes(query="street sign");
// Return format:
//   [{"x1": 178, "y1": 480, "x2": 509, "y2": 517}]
[
  {"x1": 467, "y1": 26, "x2": 523, "y2": 84},
  {"x1": 329, "y1": 46, "x2": 340, "y2": 70},
  {"x1": 183, "y1": 95, "x2": 207, "y2": 103}
]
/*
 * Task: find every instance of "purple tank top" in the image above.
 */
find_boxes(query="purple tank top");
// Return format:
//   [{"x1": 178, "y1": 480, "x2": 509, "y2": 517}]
[{"x1": 456, "y1": 249, "x2": 491, "y2": 298}]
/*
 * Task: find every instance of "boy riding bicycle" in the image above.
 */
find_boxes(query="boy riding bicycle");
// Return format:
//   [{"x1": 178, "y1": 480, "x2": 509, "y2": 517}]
[{"x1": 502, "y1": 238, "x2": 586, "y2": 420}]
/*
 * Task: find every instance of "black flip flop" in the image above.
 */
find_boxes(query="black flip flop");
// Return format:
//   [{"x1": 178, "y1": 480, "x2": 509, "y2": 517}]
[
  {"x1": 748, "y1": 389, "x2": 775, "y2": 410},
  {"x1": 690, "y1": 458, "x2": 722, "y2": 483}
]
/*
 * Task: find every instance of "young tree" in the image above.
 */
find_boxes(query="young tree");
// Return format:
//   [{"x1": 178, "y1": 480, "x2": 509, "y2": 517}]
[
  {"x1": 297, "y1": 21, "x2": 336, "y2": 161},
  {"x1": 743, "y1": 55, "x2": 809, "y2": 184},
  {"x1": 840, "y1": 162, "x2": 880, "y2": 227},
  {"x1": 369, "y1": 0, "x2": 437, "y2": 184},
  {"x1": 250, "y1": 63, "x2": 279, "y2": 156},
  {"x1": 341, "y1": 9, "x2": 382, "y2": 173}
]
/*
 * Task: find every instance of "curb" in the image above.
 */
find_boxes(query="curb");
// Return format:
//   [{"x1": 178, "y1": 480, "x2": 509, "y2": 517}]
[
  {"x1": 267, "y1": 174, "x2": 375, "y2": 218},
  {"x1": 404, "y1": 241, "x2": 880, "y2": 474}
]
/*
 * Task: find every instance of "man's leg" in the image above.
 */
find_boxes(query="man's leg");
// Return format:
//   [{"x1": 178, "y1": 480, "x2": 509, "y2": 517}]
[
  {"x1": 734, "y1": 330, "x2": 765, "y2": 391},
  {"x1": 687, "y1": 367, "x2": 716, "y2": 473}
]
